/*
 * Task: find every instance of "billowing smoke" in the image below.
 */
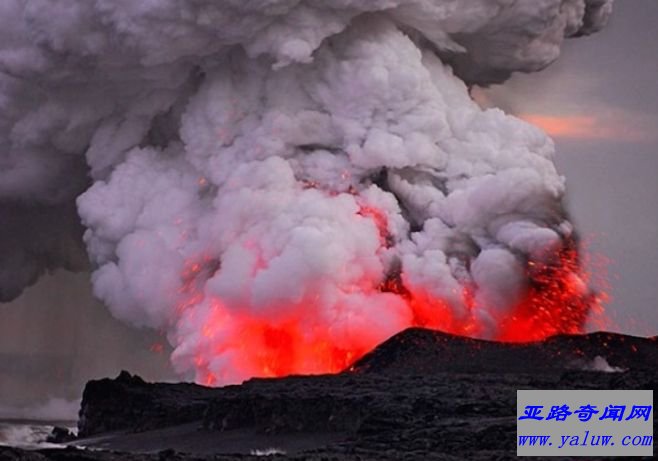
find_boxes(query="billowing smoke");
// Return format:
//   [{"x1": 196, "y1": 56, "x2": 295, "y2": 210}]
[{"x1": 0, "y1": 0, "x2": 612, "y2": 384}]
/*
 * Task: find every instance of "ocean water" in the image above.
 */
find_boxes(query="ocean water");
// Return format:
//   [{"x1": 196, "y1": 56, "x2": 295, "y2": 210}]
[{"x1": 0, "y1": 419, "x2": 76, "y2": 449}]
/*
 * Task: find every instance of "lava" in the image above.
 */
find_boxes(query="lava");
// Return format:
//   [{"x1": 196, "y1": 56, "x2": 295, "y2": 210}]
[
  {"x1": 497, "y1": 243, "x2": 600, "y2": 342},
  {"x1": 187, "y1": 298, "x2": 380, "y2": 385},
  {"x1": 176, "y1": 206, "x2": 607, "y2": 385}
]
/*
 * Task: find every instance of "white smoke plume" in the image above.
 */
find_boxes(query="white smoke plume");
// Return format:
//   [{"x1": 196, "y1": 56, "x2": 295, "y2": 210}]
[{"x1": 0, "y1": 0, "x2": 612, "y2": 384}]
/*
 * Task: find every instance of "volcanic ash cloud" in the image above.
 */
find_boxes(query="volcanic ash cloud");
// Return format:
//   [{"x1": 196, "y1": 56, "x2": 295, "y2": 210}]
[{"x1": 0, "y1": 0, "x2": 612, "y2": 384}]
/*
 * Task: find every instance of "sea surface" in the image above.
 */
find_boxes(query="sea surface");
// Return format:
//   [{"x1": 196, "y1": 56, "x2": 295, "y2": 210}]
[{"x1": 0, "y1": 419, "x2": 76, "y2": 449}]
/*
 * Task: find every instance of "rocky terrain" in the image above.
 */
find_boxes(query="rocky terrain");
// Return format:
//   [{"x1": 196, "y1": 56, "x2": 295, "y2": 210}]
[{"x1": 1, "y1": 328, "x2": 656, "y2": 460}]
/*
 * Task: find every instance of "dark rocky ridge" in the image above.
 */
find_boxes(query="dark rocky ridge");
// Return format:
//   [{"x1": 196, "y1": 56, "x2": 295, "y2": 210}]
[
  {"x1": 350, "y1": 328, "x2": 658, "y2": 374},
  {"x1": 77, "y1": 371, "x2": 220, "y2": 438},
  {"x1": 1, "y1": 328, "x2": 656, "y2": 461}
]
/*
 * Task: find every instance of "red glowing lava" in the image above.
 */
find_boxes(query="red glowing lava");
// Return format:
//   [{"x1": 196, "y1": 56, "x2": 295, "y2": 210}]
[
  {"x1": 175, "y1": 205, "x2": 607, "y2": 385},
  {"x1": 497, "y1": 244, "x2": 599, "y2": 342},
  {"x1": 190, "y1": 301, "x2": 376, "y2": 385}
]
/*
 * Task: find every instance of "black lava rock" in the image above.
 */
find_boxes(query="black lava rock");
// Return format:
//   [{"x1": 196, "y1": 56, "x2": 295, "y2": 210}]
[
  {"x1": 45, "y1": 427, "x2": 76, "y2": 445},
  {"x1": 3, "y1": 328, "x2": 656, "y2": 461}
]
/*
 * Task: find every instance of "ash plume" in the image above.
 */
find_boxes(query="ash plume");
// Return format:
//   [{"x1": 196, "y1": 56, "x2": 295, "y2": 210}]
[{"x1": 0, "y1": 0, "x2": 612, "y2": 384}]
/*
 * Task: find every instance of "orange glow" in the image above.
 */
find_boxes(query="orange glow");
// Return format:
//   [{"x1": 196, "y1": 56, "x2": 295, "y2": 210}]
[
  {"x1": 520, "y1": 114, "x2": 603, "y2": 139},
  {"x1": 177, "y1": 208, "x2": 607, "y2": 384},
  {"x1": 519, "y1": 113, "x2": 651, "y2": 142}
]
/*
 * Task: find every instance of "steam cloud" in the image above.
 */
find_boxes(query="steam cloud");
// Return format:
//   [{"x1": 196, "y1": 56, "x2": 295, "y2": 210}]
[{"x1": 0, "y1": 0, "x2": 612, "y2": 384}]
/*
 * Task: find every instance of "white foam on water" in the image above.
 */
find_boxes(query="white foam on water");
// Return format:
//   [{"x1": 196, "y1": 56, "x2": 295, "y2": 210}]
[
  {"x1": 251, "y1": 447, "x2": 287, "y2": 456},
  {"x1": 0, "y1": 421, "x2": 75, "y2": 449}
]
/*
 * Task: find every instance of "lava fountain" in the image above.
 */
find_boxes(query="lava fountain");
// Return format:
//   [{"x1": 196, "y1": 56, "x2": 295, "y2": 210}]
[{"x1": 0, "y1": 0, "x2": 613, "y2": 384}]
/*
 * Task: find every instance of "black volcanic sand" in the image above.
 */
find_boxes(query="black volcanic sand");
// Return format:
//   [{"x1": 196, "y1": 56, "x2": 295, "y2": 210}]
[{"x1": 1, "y1": 328, "x2": 656, "y2": 460}]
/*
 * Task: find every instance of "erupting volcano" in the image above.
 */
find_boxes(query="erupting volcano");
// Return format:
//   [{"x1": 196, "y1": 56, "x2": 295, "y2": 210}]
[
  {"x1": 178, "y1": 229, "x2": 602, "y2": 385},
  {"x1": 0, "y1": 0, "x2": 614, "y2": 385}
]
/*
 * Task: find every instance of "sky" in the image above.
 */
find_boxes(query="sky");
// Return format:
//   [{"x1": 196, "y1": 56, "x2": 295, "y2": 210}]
[
  {"x1": 479, "y1": 0, "x2": 658, "y2": 336},
  {"x1": 0, "y1": 0, "x2": 656, "y2": 411}
]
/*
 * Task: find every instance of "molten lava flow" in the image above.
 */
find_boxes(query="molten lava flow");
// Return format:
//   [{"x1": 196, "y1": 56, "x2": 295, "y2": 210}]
[
  {"x1": 190, "y1": 300, "x2": 375, "y2": 385},
  {"x1": 176, "y1": 205, "x2": 607, "y2": 385}
]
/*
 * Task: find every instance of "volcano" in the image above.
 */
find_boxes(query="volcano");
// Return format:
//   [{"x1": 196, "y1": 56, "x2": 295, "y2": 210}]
[
  {"x1": 1, "y1": 0, "x2": 617, "y2": 389},
  {"x1": 2, "y1": 4, "x2": 653, "y2": 460},
  {"x1": 1, "y1": 328, "x2": 655, "y2": 460}
]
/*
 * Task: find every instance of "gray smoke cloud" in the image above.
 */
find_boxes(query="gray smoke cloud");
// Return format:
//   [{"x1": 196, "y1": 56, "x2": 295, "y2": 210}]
[
  {"x1": 0, "y1": 202, "x2": 87, "y2": 302},
  {"x1": 0, "y1": 0, "x2": 612, "y2": 384}
]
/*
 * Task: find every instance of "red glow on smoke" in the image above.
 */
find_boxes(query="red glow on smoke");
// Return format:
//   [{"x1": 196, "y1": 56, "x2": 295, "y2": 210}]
[
  {"x1": 358, "y1": 205, "x2": 390, "y2": 247},
  {"x1": 377, "y1": 275, "x2": 480, "y2": 337},
  {"x1": 177, "y1": 204, "x2": 607, "y2": 384},
  {"x1": 497, "y1": 245, "x2": 597, "y2": 342},
  {"x1": 191, "y1": 301, "x2": 376, "y2": 385}
]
